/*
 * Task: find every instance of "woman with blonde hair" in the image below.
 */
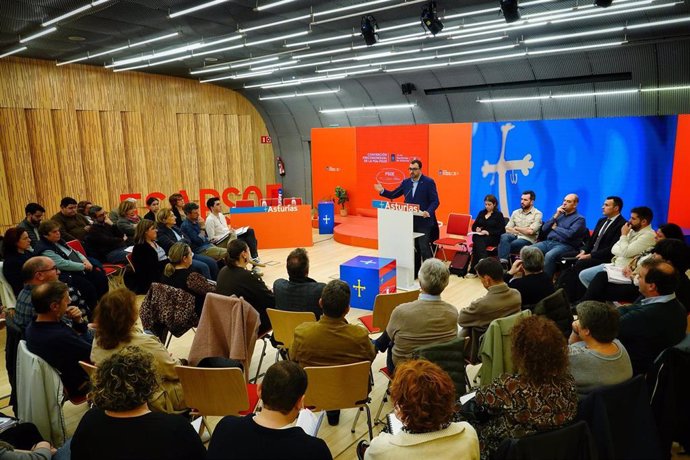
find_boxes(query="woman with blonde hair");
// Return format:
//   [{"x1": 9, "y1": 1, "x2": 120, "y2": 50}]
[
  {"x1": 156, "y1": 207, "x2": 218, "y2": 280},
  {"x1": 161, "y1": 242, "x2": 215, "y2": 316},
  {"x1": 90, "y1": 288, "x2": 186, "y2": 414},
  {"x1": 115, "y1": 200, "x2": 141, "y2": 239},
  {"x1": 71, "y1": 346, "x2": 204, "y2": 459},
  {"x1": 363, "y1": 360, "x2": 479, "y2": 459}
]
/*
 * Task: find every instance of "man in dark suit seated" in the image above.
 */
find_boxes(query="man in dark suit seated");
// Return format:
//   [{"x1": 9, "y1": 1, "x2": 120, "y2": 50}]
[
  {"x1": 374, "y1": 159, "x2": 440, "y2": 264},
  {"x1": 25, "y1": 280, "x2": 92, "y2": 398},
  {"x1": 618, "y1": 259, "x2": 687, "y2": 375},
  {"x1": 273, "y1": 248, "x2": 325, "y2": 320},
  {"x1": 557, "y1": 196, "x2": 626, "y2": 301}
]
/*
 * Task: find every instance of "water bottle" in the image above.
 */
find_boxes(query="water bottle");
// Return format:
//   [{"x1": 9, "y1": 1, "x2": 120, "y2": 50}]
[
  {"x1": 291, "y1": 198, "x2": 296, "y2": 206},
  {"x1": 261, "y1": 199, "x2": 267, "y2": 207},
  {"x1": 278, "y1": 188, "x2": 283, "y2": 206}
]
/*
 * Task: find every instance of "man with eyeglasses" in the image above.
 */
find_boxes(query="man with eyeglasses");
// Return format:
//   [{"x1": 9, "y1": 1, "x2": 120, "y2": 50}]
[
  {"x1": 374, "y1": 159, "x2": 440, "y2": 263},
  {"x1": 84, "y1": 205, "x2": 131, "y2": 264},
  {"x1": 51, "y1": 196, "x2": 91, "y2": 241}
]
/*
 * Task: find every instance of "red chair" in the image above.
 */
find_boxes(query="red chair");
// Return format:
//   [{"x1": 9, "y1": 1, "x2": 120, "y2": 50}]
[{"x1": 433, "y1": 213, "x2": 472, "y2": 260}]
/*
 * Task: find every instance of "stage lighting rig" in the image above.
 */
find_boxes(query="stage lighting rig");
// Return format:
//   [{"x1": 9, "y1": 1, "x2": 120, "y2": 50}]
[{"x1": 421, "y1": 1, "x2": 444, "y2": 36}]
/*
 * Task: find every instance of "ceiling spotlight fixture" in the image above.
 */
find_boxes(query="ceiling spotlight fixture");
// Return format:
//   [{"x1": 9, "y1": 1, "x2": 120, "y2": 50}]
[
  {"x1": 361, "y1": 15, "x2": 379, "y2": 46},
  {"x1": 499, "y1": 0, "x2": 521, "y2": 23},
  {"x1": 421, "y1": 1, "x2": 444, "y2": 36},
  {"x1": 594, "y1": 0, "x2": 614, "y2": 6}
]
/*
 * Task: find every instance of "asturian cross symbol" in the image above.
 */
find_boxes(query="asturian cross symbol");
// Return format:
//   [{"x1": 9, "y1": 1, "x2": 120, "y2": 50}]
[
  {"x1": 360, "y1": 259, "x2": 376, "y2": 265},
  {"x1": 481, "y1": 123, "x2": 535, "y2": 214},
  {"x1": 353, "y1": 279, "x2": 366, "y2": 298},
  {"x1": 322, "y1": 215, "x2": 331, "y2": 224}
]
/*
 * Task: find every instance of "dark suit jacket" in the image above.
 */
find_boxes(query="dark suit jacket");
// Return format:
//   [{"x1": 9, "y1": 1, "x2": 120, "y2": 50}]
[
  {"x1": 156, "y1": 225, "x2": 191, "y2": 254},
  {"x1": 582, "y1": 215, "x2": 626, "y2": 262},
  {"x1": 216, "y1": 265, "x2": 275, "y2": 334},
  {"x1": 380, "y1": 174, "x2": 440, "y2": 231}
]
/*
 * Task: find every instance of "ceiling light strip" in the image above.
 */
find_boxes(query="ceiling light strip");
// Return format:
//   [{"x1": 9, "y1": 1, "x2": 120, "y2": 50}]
[
  {"x1": 319, "y1": 103, "x2": 416, "y2": 114},
  {"x1": 19, "y1": 27, "x2": 58, "y2": 43},
  {"x1": 255, "y1": 0, "x2": 299, "y2": 11},
  {"x1": 57, "y1": 32, "x2": 179, "y2": 66},
  {"x1": 0, "y1": 46, "x2": 28, "y2": 59},
  {"x1": 477, "y1": 85, "x2": 690, "y2": 103},
  {"x1": 42, "y1": 4, "x2": 92, "y2": 27},
  {"x1": 259, "y1": 88, "x2": 341, "y2": 100},
  {"x1": 189, "y1": 47, "x2": 310, "y2": 74},
  {"x1": 311, "y1": 0, "x2": 427, "y2": 26},
  {"x1": 245, "y1": 30, "x2": 310, "y2": 46},
  {"x1": 169, "y1": 0, "x2": 231, "y2": 19}
]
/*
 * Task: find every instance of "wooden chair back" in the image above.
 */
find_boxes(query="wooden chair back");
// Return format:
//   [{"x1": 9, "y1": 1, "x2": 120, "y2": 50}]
[
  {"x1": 372, "y1": 290, "x2": 420, "y2": 331},
  {"x1": 266, "y1": 309, "x2": 316, "y2": 351},
  {"x1": 175, "y1": 365, "x2": 250, "y2": 416},
  {"x1": 304, "y1": 361, "x2": 371, "y2": 412}
]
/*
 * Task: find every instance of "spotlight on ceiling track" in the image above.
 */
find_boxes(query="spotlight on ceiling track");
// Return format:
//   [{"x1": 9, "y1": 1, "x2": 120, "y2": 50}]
[
  {"x1": 499, "y1": 0, "x2": 521, "y2": 23},
  {"x1": 594, "y1": 0, "x2": 614, "y2": 6},
  {"x1": 361, "y1": 15, "x2": 379, "y2": 46},
  {"x1": 421, "y1": 1, "x2": 444, "y2": 36}
]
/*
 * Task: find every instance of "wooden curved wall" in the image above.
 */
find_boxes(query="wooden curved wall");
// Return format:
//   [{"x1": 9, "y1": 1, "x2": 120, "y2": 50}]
[{"x1": 0, "y1": 57, "x2": 274, "y2": 230}]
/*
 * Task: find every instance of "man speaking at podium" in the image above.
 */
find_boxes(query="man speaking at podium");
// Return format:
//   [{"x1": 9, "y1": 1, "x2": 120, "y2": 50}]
[{"x1": 374, "y1": 159, "x2": 440, "y2": 263}]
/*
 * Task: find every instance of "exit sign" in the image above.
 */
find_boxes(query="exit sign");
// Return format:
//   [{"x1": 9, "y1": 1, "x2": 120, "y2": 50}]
[{"x1": 261, "y1": 135, "x2": 272, "y2": 144}]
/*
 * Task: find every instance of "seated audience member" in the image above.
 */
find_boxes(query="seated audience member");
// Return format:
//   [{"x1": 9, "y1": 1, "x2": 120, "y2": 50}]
[
  {"x1": 207, "y1": 361, "x2": 332, "y2": 460},
  {"x1": 115, "y1": 200, "x2": 141, "y2": 239},
  {"x1": 84, "y1": 205, "x2": 129, "y2": 264},
  {"x1": 363, "y1": 360, "x2": 479, "y2": 460},
  {"x1": 458, "y1": 258, "x2": 521, "y2": 334},
  {"x1": 468, "y1": 194, "x2": 506, "y2": 275},
  {"x1": 581, "y1": 236, "x2": 689, "y2": 306},
  {"x1": 273, "y1": 247, "x2": 325, "y2": 319},
  {"x1": 577, "y1": 206, "x2": 656, "y2": 289},
  {"x1": 205, "y1": 197, "x2": 262, "y2": 261},
  {"x1": 180, "y1": 202, "x2": 227, "y2": 262},
  {"x1": 216, "y1": 239, "x2": 274, "y2": 335},
  {"x1": 375, "y1": 259, "x2": 459, "y2": 374},
  {"x1": 91, "y1": 289, "x2": 186, "y2": 414},
  {"x1": 557, "y1": 196, "x2": 625, "y2": 301},
  {"x1": 143, "y1": 196, "x2": 160, "y2": 221},
  {"x1": 130, "y1": 220, "x2": 167, "y2": 294},
  {"x1": 18, "y1": 202, "x2": 45, "y2": 248},
  {"x1": 156, "y1": 208, "x2": 217, "y2": 280},
  {"x1": 533, "y1": 193, "x2": 587, "y2": 277},
  {"x1": 291, "y1": 279, "x2": 376, "y2": 426},
  {"x1": 568, "y1": 301, "x2": 632, "y2": 395},
  {"x1": 51, "y1": 196, "x2": 90, "y2": 241},
  {"x1": 25, "y1": 281, "x2": 91, "y2": 398},
  {"x1": 617, "y1": 259, "x2": 687, "y2": 375},
  {"x1": 70, "y1": 347, "x2": 205, "y2": 460},
  {"x1": 160, "y1": 242, "x2": 215, "y2": 317},
  {"x1": 505, "y1": 245, "x2": 555, "y2": 308},
  {"x1": 35, "y1": 220, "x2": 109, "y2": 307},
  {"x1": 77, "y1": 200, "x2": 93, "y2": 224},
  {"x1": 168, "y1": 193, "x2": 185, "y2": 228},
  {"x1": 655, "y1": 222, "x2": 685, "y2": 241},
  {"x1": 475, "y1": 315, "x2": 577, "y2": 459},
  {"x1": 498, "y1": 190, "x2": 542, "y2": 267},
  {"x1": 2, "y1": 227, "x2": 34, "y2": 296}
]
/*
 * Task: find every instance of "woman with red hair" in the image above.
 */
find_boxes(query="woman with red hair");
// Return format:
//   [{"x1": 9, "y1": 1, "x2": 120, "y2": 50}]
[
  {"x1": 475, "y1": 315, "x2": 577, "y2": 458},
  {"x1": 364, "y1": 360, "x2": 479, "y2": 459}
]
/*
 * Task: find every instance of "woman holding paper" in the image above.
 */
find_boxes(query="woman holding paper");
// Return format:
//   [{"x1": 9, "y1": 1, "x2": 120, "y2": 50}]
[{"x1": 363, "y1": 360, "x2": 479, "y2": 460}]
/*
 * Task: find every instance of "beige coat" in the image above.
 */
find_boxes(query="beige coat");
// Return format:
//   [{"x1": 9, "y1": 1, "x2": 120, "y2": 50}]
[
  {"x1": 91, "y1": 328, "x2": 186, "y2": 414},
  {"x1": 457, "y1": 283, "x2": 522, "y2": 329}
]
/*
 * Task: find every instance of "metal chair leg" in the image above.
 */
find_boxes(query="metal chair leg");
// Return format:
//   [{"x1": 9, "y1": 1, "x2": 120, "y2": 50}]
[
  {"x1": 351, "y1": 407, "x2": 363, "y2": 433},
  {"x1": 374, "y1": 385, "x2": 389, "y2": 424},
  {"x1": 251, "y1": 337, "x2": 268, "y2": 383},
  {"x1": 365, "y1": 404, "x2": 373, "y2": 440}
]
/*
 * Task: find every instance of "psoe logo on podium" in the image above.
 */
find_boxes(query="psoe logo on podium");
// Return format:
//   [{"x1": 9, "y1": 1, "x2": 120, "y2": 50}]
[{"x1": 371, "y1": 200, "x2": 420, "y2": 213}]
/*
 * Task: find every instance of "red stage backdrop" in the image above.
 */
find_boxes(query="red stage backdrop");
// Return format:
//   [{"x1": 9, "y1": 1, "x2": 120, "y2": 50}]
[{"x1": 355, "y1": 125, "x2": 429, "y2": 213}]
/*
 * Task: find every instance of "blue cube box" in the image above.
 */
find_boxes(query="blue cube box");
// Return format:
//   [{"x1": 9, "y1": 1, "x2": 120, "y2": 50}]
[
  {"x1": 318, "y1": 201, "x2": 335, "y2": 234},
  {"x1": 339, "y1": 256, "x2": 396, "y2": 310}
]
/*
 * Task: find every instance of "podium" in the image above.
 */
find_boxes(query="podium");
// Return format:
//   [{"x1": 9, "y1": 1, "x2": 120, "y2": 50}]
[{"x1": 375, "y1": 201, "x2": 423, "y2": 290}]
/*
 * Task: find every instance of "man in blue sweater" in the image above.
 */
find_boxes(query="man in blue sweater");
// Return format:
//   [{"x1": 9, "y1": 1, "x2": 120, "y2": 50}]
[{"x1": 533, "y1": 193, "x2": 587, "y2": 278}]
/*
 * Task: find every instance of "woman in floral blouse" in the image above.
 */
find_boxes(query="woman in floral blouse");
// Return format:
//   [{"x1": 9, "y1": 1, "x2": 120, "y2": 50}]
[{"x1": 474, "y1": 315, "x2": 578, "y2": 458}]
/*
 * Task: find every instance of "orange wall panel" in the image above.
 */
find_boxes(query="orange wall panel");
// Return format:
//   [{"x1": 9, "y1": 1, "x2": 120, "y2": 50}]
[
  {"x1": 311, "y1": 127, "x2": 357, "y2": 212},
  {"x1": 428, "y1": 123, "x2": 473, "y2": 224}
]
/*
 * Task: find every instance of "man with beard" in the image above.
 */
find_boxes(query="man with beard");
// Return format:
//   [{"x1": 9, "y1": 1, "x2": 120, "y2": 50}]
[{"x1": 497, "y1": 190, "x2": 543, "y2": 267}]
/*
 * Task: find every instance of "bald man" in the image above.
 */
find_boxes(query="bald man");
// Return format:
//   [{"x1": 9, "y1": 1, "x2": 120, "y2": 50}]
[{"x1": 533, "y1": 193, "x2": 587, "y2": 278}]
